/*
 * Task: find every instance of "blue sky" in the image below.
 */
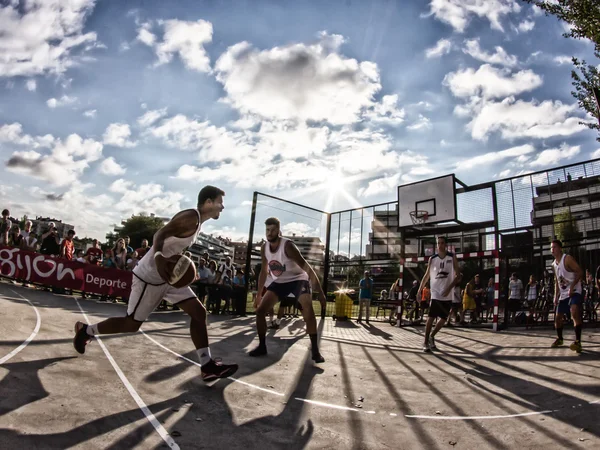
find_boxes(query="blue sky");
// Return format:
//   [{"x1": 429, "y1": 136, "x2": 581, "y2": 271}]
[{"x1": 0, "y1": 0, "x2": 598, "y2": 241}]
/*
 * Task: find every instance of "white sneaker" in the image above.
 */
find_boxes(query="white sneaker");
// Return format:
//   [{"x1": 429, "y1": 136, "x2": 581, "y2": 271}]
[
  {"x1": 429, "y1": 336, "x2": 437, "y2": 350},
  {"x1": 422, "y1": 343, "x2": 431, "y2": 353}
]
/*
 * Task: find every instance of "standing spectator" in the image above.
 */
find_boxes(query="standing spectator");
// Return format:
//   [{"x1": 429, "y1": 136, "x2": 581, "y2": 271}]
[
  {"x1": 484, "y1": 277, "x2": 495, "y2": 322},
  {"x1": 407, "y1": 280, "x2": 419, "y2": 322},
  {"x1": 357, "y1": 270, "x2": 373, "y2": 324},
  {"x1": 123, "y1": 236, "x2": 134, "y2": 255},
  {"x1": 20, "y1": 220, "x2": 33, "y2": 240},
  {"x1": 0, "y1": 209, "x2": 11, "y2": 245},
  {"x1": 232, "y1": 268, "x2": 246, "y2": 316},
  {"x1": 508, "y1": 273, "x2": 524, "y2": 323},
  {"x1": 219, "y1": 268, "x2": 233, "y2": 314},
  {"x1": 60, "y1": 230, "x2": 76, "y2": 261},
  {"x1": 448, "y1": 275, "x2": 464, "y2": 326},
  {"x1": 525, "y1": 275, "x2": 540, "y2": 324},
  {"x1": 583, "y1": 269, "x2": 597, "y2": 322},
  {"x1": 136, "y1": 239, "x2": 150, "y2": 259},
  {"x1": 21, "y1": 231, "x2": 37, "y2": 252},
  {"x1": 193, "y1": 258, "x2": 211, "y2": 303},
  {"x1": 127, "y1": 251, "x2": 140, "y2": 271},
  {"x1": 206, "y1": 260, "x2": 220, "y2": 313},
  {"x1": 40, "y1": 222, "x2": 60, "y2": 256},
  {"x1": 9, "y1": 225, "x2": 22, "y2": 247},
  {"x1": 216, "y1": 256, "x2": 234, "y2": 284},
  {"x1": 112, "y1": 238, "x2": 127, "y2": 270},
  {"x1": 85, "y1": 239, "x2": 103, "y2": 265},
  {"x1": 389, "y1": 276, "x2": 403, "y2": 325},
  {"x1": 472, "y1": 274, "x2": 485, "y2": 323}
]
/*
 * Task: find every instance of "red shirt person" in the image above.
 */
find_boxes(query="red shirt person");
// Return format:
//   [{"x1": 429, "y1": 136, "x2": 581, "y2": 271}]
[
  {"x1": 61, "y1": 230, "x2": 76, "y2": 261},
  {"x1": 86, "y1": 239, "x2": 103, "y2": 265},
  {"x1": 136, "y1": 239, "x2": 150, "y2": 259}
]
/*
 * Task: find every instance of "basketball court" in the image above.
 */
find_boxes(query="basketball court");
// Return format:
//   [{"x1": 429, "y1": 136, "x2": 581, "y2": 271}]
[{"x1": 2, "y1": 281, "x2": 599, "y2": 449}]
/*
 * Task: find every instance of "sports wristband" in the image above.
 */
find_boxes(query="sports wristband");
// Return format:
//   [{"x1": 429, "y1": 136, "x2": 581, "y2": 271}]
[{"x1": 154, "y1": 251, "x2": 164, "y2": 258}]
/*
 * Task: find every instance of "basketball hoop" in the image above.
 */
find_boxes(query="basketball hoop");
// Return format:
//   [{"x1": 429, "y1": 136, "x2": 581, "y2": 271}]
[{"x1": 409, "y1": 210, "x2": 429, "y2": 226}]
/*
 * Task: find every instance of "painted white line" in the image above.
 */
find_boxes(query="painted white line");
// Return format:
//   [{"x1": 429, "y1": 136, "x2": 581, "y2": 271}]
[
  {"x1": 139, "y1": 330, "x2": 285, "y2": 397},
  {"x1": 406, "y1": 410, "x2": 556, "y2": 420},
  {"x1": 0, "y1": 289, "x2": 41, "y2": 365},
  {"x1": 294, "y1": 397, "x2": 362, "y2": 412},
  {"x1": 74, "y1": 299, "x2": 179, "y2": 450},
  {"x1": 589, "y1": 399, "x2": 600, "y2": 405}
]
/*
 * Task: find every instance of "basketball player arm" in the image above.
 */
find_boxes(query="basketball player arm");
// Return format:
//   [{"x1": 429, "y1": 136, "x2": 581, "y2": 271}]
[
  {"x1": 153, "y1": 210, "x2": 198, "y2": 282},
  {"x1": 285, "y1": 241, "x2": 326, "y2": 303},
  {"x1": 565, "y1": 255, "x2": 583, "y2": 296}
]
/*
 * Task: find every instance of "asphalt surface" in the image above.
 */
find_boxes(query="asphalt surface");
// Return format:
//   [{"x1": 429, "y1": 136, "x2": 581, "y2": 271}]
[{"x1": 1, "y1": 281, "x2": 599, "y2": 449}]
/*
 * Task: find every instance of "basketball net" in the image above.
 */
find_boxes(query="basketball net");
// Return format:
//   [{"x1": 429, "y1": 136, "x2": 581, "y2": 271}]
[{"x1": 409, "y1": 210, "x2": 429, "y2": 227}]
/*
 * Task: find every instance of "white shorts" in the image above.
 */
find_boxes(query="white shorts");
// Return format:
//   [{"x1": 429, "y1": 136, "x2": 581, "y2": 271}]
[{"x1": 127, "y1": 274, "x2": 196, "y2": 322}]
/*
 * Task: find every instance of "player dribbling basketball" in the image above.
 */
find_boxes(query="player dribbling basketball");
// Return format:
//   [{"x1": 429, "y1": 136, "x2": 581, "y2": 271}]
[{"x1": 72, "y1": 186, "x2": 238, "y2": 382}]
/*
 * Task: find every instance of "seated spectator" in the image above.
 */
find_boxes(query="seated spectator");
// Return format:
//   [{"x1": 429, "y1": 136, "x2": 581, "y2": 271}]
[
  {"x1": 75, "y1": 250, "x2": 88, "y2": 264},
  {"x1": 232, "y1": 268, "x2": 246, "y2": 316},
  {"x1": 20, "y1": 220, "x2": 33, "y2": 240}
]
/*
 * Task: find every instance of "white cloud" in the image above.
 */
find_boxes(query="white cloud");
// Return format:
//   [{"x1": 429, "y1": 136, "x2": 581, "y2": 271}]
[
  {"x1": 99, "y1": 157, "x2": 126, "y2": 176},
  {"x1": 0, "y1": 0, "x2": 98, "y2": 77},
  {"x1": 0, "y1": 122, "x2": 54, "y2": 148},
  {"x1": 427, "y1": 0, "x2": 521, "y2": 33},
  {"x1": 456, "y1": 144, "x2": 534, "y2": 170},
  {"x1": 214, "y1": 32, "x2": 382, "y2": 125},
  {"x1": 119, "y1": 41, "x2": 131, "y2": 52},
  {"x1": 468, "y1": 97, "x2": 589, "y2": 140},
  {"x1": 463, "y1": 39, "x2": 518, "y2": 67},
  {"x1": 425, "y1": 38, "x2": 452, "y2": 58},
  {"x1": 103, "y1": 123, "x2": 137, "y2": 148},
  {"x1": 529, "y1": 144, "x2": 580, "y2": 167},
  {"x1": 137, "y1": 108, "x2": 168, "y2": 127},
  {"x1": 6, "y1": 134, "x2": 103, "y2": 186},
  {"x1": 363, "y1": 95, "x2": 405, "y2": 125},
  {"x1": 25, "y1": 79, "x2": 36, "y2": 91},
  {"x1": 109, "y1": 179, "x2": 183, "y2": 215},
  {"x1": 281, "y1": 222, "x2": 320, "y2": 237},
  {"x1": 358, "y1": 174, "x2": 400, "y2": 197},
  {"x1": 139, "y1": 19, "x2": 213, "y2": 72},
  {"x1": 83, "y1": 109, "x2": 97, "y2": 118},
  {"x1": 46, "y1": 95, "x2": 77, "y2": 108},
  {"x1": 591, "y1": 149, "x2": 600, "y2": 159},
  {"x1": 444, "y1": 64, "x2": 542, "y2": 99},
  {"x1": 553, "y1": 55, "x2": 572, "y2": 65},
  {"x1": 407, "y1": 114, "x2": 432, "y2": 131},
  {"x1": 517, "y1": 20, "x2": 535, "y2": 33}
]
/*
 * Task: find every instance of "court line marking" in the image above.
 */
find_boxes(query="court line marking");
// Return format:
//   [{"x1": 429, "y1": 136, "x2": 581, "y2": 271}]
[
  {"x1": 406, "y1": 410, "x2": 557, "y2": 420},
  {"x1": 140, "y1": 330, "x2": 284, "y2": 397},
  {"x1": 74, "y1": 299, "x2": 180, "y2": 450},
  {"x1": 0, "y1": 289, "x2": 41, "y2": 365}
]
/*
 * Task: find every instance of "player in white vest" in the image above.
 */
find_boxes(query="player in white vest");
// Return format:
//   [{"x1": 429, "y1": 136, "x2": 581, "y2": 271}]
[
  {"x1": 417, "y1": 236, "x2": 461, "y2": 352},
  {"x1": 72, "y1": 186, "x2": 238, "y2": 382},
  {"x1": 551, "y1": 239, "x2": 584, "y2": 352},
  {"x1": 249, "y1": 217, "x2": 326, "y2": 362}
]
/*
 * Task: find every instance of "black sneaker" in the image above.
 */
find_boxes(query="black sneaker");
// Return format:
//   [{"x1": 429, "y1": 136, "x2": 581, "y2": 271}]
[
  {"x1": 269, "y1": 322, "x2": 279, "y2": 330},
  {"x1": 312, "y1": 352, "x2": 325, "y2": 363},
  {"x1": 73, "y1": 321, "x2": 91, "y2": 354},
  {"x1": 248, "y1": 345, "x2": 267, "y2": 357},
  {"x1": 201, "y1": 359, "x2": 238, "y2": 382}
]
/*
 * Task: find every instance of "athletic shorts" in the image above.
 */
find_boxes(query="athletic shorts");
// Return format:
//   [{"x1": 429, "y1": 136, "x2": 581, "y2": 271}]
[
  {"x1": 127, "y1": 274, "x2": 196, "y2": 322},
  {"x1": 556, "y1": 293, "x2": 583, "y2": 315},
  {"x1": 429, "y1": 299, "x2": 451, "y2": 320},
  {"x1": 267, "y1": 280, "x2": 311, "y2": 307}
]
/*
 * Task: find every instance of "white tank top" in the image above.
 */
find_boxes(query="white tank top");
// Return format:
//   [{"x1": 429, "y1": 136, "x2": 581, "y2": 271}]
[
  {"x1": 134, "y1": 209, "x2": 201, "y2": 284},
  {"x1": 552, "y1": 254, "x2": 582, "y2": 300},
  {"x1": 264, "y1": 237, "x2": 308, "y2": 286},
  {"x1": 429, "y1": 252, "x2": 455, "y2": 301}
]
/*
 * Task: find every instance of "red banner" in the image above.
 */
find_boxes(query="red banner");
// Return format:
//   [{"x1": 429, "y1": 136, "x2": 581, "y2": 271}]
[{"x1": 0, "y1": 246, "x2": 132, "y2": 297}]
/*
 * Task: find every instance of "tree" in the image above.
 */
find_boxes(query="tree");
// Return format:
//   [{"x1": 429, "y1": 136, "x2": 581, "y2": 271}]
[
  {"x1": 18, "y1": 215, "x2": 28, "y2": 229},
  {"x1": 118, "y1": 215, "x2": 166, "y2": 249},
  {"x1": 553, "y1": 210, "x2": 581, "y2": 250},
  {"x1": 524, "y1": 1, "x2": 600, "y2": 140}
]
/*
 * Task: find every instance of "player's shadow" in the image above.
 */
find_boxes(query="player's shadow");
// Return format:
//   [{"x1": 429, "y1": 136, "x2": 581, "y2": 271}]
[
  {"x1": 0, "y1": 356, "x2": 76, "y2": 417},
  {"x1": 362, "y1": 323, "x2": 393, "y2": 340}
]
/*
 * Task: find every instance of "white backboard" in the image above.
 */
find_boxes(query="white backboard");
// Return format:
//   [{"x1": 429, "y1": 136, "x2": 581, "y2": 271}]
[{"x1": 398, "y1": 175, "x2": 457, "y2": 227}]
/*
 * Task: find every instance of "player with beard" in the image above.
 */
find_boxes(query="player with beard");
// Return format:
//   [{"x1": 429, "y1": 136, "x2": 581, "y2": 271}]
[
  {"x1": 417, "y1": 236, "x2": 461, "y2": 352},
  {"x1": 249, "y1": 217, "x2": 326, "y2": 362}
]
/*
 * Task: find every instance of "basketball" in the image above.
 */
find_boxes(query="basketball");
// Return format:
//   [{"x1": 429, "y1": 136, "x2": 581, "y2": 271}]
[{"x1": 162, "y1": 254, "x2": 197, "y2": 288}]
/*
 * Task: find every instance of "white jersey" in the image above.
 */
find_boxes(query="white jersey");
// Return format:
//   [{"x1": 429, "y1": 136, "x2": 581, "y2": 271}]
[
  {"x1": 552, "y1": 254, "x2": 582, "y2": 300},
  {"x1": 264, "y1": 237, "x2": 308, "y2": 286},
  {"x1": 429, "y1": 252, "x2": 455, "y2": 301},
  {"x1": 134, "y1": 209, "x2": 201, "y2": 284}
]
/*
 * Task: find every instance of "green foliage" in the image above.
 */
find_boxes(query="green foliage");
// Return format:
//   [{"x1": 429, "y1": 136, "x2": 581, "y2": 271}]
[
  {"x1": 524, "y1": 0, "x2": 600, "y2": 141},
  {"x1": 553, "y1": 210, "x2": 581, "y2": 249},
  {"x1": 118, "y1": 215, "x2": 165, "y2": 249},
  {"x1": 18, "y1": 215, "x2": 28, "y2": 229}
]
